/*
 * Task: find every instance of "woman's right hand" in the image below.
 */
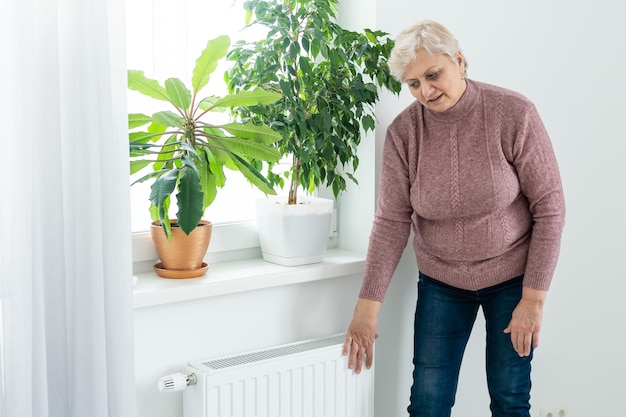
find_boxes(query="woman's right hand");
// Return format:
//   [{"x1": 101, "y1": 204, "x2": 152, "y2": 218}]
[{"x1": 342, "y1": 298, "x2": 381, "y2": 374}]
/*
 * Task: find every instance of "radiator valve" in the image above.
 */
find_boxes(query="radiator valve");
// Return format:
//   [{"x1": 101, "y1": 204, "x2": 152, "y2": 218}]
[{"x1": 157, "y1": 373, "x2": 197, "y2": 393}]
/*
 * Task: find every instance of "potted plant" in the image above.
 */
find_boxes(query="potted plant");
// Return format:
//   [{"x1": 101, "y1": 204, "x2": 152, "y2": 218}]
[
  {"x1": 128, "y1": 34, "x2": 282, "y2": 277},
  {"x1": 226, "y1": 0, "x2": 402, "y2": 265}
]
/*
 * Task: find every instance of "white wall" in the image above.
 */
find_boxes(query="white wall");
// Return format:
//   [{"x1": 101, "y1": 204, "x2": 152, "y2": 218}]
[
  {"x1": 372, "y1": 1, "x2": 626, "y2": 416},
  {"x1": 134, "y1": 274, "x2": 363, "y2": 417}
]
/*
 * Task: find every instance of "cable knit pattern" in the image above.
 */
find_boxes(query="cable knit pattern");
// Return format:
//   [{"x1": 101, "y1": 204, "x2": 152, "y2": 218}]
[
  {"x1": 359, "y1": 80, "x2": 565, "y2": 301},
  {"x1": 492, "y1": 95, "x2": 511, "y2": 272}
]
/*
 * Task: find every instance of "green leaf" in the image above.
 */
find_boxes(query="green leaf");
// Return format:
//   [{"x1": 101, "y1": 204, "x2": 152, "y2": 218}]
[
  {"x1": 150, "y1": 169, "x2": 179, "y2": 228},
  {"x1": 210, "y1": 88, "x2": 282, "y2": 109},
  {"x1": 230, "y1": 154, "x2": 276, "y2": 195},
  {"x1": 129, "y1": 132, "x2": 152, "y2": 146},
  {"x1": 362, "y1": 114, "x2": 375, "y2": 131},
  {"x1": 165, "y1": 78, "x2": 191, "y2": 111},
  {"x1": 216, "y1": 136, "x2": 281, "y2": 162},
  {"x1": 175, "y1": 167, "x2": 204, "y2": 234},
  {"x1": 148, "y1": 120, "x2": 167, "y2": 135},
  {"x1": 131, "y1": 169, "x2": 165, "y2": 186},
  {"x1": 197, "y1": 96, "x2": 222, "y2": 111},
  {"x1": 180, "y1": 151, "x2": 201, "y2": 176},
  {"x1": 212, "y1": 148, "x2": 238, "y2": 171},
  {"x1": 180, "y1": 140, "x2": 201, "y2": 158},
  {"x1": 244, "y1": 8, "x2": 253, "y2": 25},
  {"x1": 202, "y1": 147, "x2": 226, "y2": 188},
  {"x1": 311, "y1": 38, "x2": 320, "y2": 57},
  {"x1": 149, "y1": 169, "x2": 179, "y2": 208},
  {"x1": 301, "y1": 36, "x2": 310, "y2": 53},
  {"x1": 299, "y1": 56, "x2": 311, "y2": 75},
  {"x1": 364, "y1": 29, "x2": 377, "y2": 43},
  {"x1": 149, "y1": 203, "x2": 159, "y2": 222},
  {"x1": 129, "y1": 113, "x2": 152, "y2": 129},
  {"x1": 219, "y1": 122, "x2": 282, "y2": 144},
  {"x1": 151, "y1": 201, "x2": 172, "y2": 239},
  {"x1": 192, "y1": 35, "x2": 230, "y2": 94},
  {"x1": 152, "y1": 111, "x2": 185, "y2": 128},
  {"x1": 128, "y1": 70, "x2": 169, "y2": 101},
  {"x1": 154, "y1": 135, "x2": 180, "y2": 170},
  {"x1": 130, "y1": 159, "x2": 151, "y2": 175},
  {"x1": 198, "y1": 154, "x2": 218, "y2": 209}
]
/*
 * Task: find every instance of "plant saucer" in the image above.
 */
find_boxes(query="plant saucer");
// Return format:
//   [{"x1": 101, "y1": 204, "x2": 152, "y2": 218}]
[{"x1": 153, "y1": 262, "x2": 209, "y2": 279}]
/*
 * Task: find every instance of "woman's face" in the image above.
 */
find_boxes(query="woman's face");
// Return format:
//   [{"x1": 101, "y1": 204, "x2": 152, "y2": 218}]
[{"x1": 404, "y1": 47, "x2": 467, "y2": 112}]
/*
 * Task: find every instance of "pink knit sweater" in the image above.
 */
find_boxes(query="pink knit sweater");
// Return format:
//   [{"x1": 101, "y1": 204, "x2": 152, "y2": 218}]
[{"x1": 359, "y1": 80, "x2": 565, "y2": 302}]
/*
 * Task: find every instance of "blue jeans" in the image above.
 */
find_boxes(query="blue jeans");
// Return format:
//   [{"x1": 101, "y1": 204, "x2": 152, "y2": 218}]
[{"x1": 408, "y1": 273, "x2": 532, "y2": 417}]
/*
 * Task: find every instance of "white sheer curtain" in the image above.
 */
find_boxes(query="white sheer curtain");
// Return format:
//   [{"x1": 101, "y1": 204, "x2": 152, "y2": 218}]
[{"x1": 0, "y1": 0, "x2": 136, "y2": 416}]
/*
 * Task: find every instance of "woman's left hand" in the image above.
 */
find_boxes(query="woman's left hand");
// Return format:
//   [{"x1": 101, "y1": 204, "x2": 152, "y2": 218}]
[{"x1": 503, "y1": 287, "x2": 547, "y2": 357}]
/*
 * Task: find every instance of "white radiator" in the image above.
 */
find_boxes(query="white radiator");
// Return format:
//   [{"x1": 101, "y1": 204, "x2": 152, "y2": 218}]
[{"x1": 180, "y1": 333, "x2": 374, "y2": 417}]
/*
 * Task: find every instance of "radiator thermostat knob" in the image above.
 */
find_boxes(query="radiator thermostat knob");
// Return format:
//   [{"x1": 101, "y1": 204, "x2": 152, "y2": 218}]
[{"x1": 157, "y1": 373, "x2": 197, "y2": 393}]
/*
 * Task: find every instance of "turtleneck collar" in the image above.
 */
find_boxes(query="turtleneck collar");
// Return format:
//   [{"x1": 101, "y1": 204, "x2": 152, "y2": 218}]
[{"x1": 424, "y1": 79, "x2": 480, "y2": 123}]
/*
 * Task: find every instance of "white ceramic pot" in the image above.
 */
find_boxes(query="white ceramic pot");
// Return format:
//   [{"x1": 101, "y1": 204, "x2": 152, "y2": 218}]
[{"x1": 256, "y1": 195, "x2": 333, "y2": 266}]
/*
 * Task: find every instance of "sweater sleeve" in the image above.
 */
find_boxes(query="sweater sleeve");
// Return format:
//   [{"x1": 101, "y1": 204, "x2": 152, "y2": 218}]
[
  {"x1": 510, "y1": 104, "x2": 566, "y2": 290},
  {"x1": 358, "y1": 121, "x2": 414, "y2": 302}
]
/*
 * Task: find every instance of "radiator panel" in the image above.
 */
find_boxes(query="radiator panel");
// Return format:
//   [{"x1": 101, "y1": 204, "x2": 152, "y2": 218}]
[{"x1": 183, "y1": 334, "x2": 374, "y2": 417}]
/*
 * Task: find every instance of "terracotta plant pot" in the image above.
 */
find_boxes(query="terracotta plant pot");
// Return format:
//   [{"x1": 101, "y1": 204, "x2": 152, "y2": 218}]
[{"x1": 150, "y1": 220, "x2": 212, "y2": 278}]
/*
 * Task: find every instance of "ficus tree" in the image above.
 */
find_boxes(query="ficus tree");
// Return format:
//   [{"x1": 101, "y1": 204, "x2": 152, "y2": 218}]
[{"x1": 226, "y1": 0, "x2": 402, "y2": 204}]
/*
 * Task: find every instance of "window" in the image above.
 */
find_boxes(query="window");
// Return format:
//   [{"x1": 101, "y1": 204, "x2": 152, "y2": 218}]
[{"x1": 126, "y1": 0, "x2": 269, "y2": 233}]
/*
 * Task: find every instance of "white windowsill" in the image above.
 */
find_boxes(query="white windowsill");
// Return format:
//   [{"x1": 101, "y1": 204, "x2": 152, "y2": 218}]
[{"x1": 133, "y1": 248, "x2": 366, "y2": 309}]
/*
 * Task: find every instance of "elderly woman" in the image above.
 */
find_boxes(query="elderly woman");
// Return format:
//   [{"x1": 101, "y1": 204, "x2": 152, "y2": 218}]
[{"x1": 343, "y1": 20, "x2": 565, "y2": 417}]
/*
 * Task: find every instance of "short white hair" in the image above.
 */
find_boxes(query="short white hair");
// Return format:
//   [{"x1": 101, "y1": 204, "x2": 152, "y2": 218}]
[{"x1": 389, "y1": 20, "x2": 467, "y2": 82}]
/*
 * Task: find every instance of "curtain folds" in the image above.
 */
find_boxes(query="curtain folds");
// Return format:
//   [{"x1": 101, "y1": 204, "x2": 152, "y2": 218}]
[{"x1": 0, "y1": 0, "x2": 135, "y2": 416}]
